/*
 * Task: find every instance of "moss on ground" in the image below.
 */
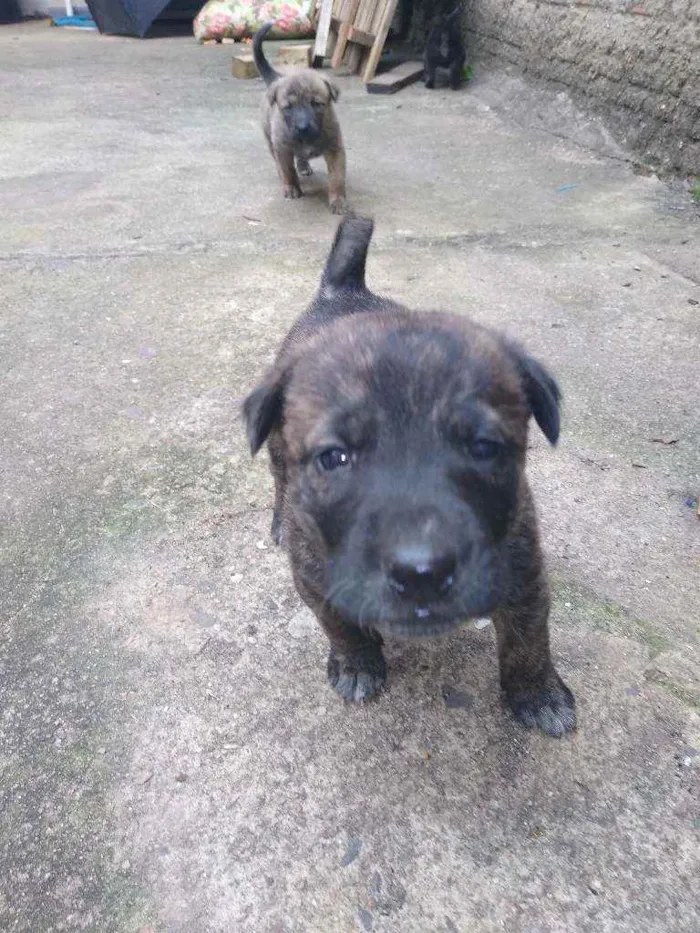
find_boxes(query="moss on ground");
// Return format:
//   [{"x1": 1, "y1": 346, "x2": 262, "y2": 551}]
[{"x1": 551, "y1": 577, "x2": 670, "y2": 659}]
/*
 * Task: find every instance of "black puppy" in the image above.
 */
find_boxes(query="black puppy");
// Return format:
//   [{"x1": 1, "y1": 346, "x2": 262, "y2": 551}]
[{"x1": 424, "y1": 5, "x2": 467, "y2": 90}]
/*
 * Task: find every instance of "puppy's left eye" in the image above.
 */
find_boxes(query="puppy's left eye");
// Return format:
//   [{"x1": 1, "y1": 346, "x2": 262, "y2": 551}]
[
  {"x1": 316, "y1": 447, "x2": 351, "y2": 472},
  {"x1": 469, "y1": 438, "x2": 502, "y2": 461}
]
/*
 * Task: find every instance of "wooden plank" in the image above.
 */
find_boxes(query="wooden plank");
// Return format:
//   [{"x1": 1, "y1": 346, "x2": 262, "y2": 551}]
[
  {"x1": 350, "y1": 0, "x2": 384, "y2": 76},
  {"x1": 345, "y1": 0, "x2": 372, "y2": 74},
  {"x1": 330, "y1": 0, "x2": 361, "y2": 69},
  {"x1": 331, "y1": 0, "x2": 397, "y2": 75},
  {"x1": 277, "y1": 44, "x2": 313, "y2": 67},
  {"x1": 366, "y1": 60, "x2": 424, "y2": 94},
  {"x1": 354, "y1": 0, "x2": 375, "y2": 31},
  {"x1": 312, "y1": 0, "x2": 334, "y2": 67},
  {"x1": 362, "y1": 0, "x2": 399, "y2": 83},
  {"x1": 346, "y1": 25, "x2": 375, "y2": 47},
  {"x1": 347, "y1": 43, "x2": 363, "y2": 74},
  {"x1": 231, "y1": 51, "x2": 257, "y2": 79}
]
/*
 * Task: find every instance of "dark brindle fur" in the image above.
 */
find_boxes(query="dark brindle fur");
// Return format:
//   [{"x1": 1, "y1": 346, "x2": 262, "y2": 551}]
[{"x1": 243, "y1": 217, "x2": 576, "y2": 737}]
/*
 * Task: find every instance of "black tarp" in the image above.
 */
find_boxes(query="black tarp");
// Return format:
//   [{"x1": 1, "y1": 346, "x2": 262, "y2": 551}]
[
  {"x1": 86, "y1": 0, "x2": 200, "y2": 37},
  {"x1": 0, "y1": 0, "x2": 22, "y2": 23}
]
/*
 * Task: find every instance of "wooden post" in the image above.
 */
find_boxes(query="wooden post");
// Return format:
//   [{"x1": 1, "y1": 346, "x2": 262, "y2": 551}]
[
  {"x1": 312, "y1": 0, "x2": 334, "y2": 67},
  {"x1": 362, "y1": 0, "x2": 399, "y2": 83},
  {"x1": 331, "y1": 0, "x2": 361, "y2": 69}
]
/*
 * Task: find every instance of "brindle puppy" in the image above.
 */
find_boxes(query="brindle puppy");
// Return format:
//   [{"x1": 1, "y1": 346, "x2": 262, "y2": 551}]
[
  {"x1": 253, "y1": 22, "x2": 347, "y2": 214},
  {"x1": 243, "y1": 217, "x2": 576, "y2": 737}
]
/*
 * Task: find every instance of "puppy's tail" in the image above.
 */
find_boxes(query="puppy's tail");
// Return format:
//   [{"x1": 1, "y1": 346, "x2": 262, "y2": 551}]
[
  {"x1": 320, "y1": 216, "x2": 375, "y2": 294},
  {"x1": 253, "y1": 22, "x2": 281, "y2": 86}
]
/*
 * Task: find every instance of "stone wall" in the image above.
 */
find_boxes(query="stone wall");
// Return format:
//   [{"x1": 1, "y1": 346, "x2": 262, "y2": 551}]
[{"x1": 414, "y1": 0, "x2": 700, "y2": 175}]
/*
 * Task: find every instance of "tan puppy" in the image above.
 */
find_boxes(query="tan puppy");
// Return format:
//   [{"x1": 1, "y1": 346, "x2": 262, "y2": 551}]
[{"x1": 253, "y1": 22, "x2": 347, "y2": 214}]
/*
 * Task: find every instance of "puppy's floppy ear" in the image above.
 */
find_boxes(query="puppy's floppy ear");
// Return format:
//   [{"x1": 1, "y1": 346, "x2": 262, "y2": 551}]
[
  {"x1": 323, "y1": 78, "x2": 340, "y2": 102},
  {"x1": 242, "y1": 369, "x2": 287, "y2": 456},
  {"x1": 506, "y1": 340, "x2": 562, "y2": 445}
]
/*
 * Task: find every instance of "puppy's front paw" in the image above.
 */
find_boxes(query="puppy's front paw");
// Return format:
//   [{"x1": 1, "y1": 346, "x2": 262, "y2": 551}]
[
  {"x1": 504, "y1": 675, "x2": 576, "y2": 737},
  {"x1": 329, "y1": 196, "x2": 348, "y2": 215},
  {"x1": 327, "y1": 644, "x2": 387, "y2": 702},
  {"x1": 297, "y1": 160, "x2": 313, "y2": 177},
  {"x1": 284, "y1": 184, "x2": 303, "y2": 200}
]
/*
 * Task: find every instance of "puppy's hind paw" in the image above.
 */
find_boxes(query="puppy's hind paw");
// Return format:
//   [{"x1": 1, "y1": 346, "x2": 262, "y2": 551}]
[
  {"x1": 504, "y1": 677, "x2": 576, "y2": 737},
  {"x1": 327, "y1": 644, "x2": 387, "y2": 703}
]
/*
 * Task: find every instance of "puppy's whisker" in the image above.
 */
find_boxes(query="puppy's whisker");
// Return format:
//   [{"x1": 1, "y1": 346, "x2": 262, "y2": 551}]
[
  {"x1": 327, "y1": 577, "x2": 354, "y2": 601},
  {"x1": 357, "y1": 594, "x2": 372, "y2": 631},
  {"x1": 323, "y1": 577, "x2": 355, "y2": 611},
  {"x1": 375, "y1": 592, "x2": 388, "y2": 632},
  {"x1": 357, "y1": 592, "x2": 382, "y2": 633},
  {"x1": 505, "y1": 617, "x2": 527, "y2": 647}
]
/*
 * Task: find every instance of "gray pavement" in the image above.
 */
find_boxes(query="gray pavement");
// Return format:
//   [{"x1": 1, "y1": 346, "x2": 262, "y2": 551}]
[{"x1": 1, "y1": 21, "x2": 699, "y2": 933}]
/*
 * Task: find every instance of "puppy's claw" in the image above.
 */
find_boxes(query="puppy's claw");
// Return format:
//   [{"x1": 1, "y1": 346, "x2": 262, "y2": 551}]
[
  {"x1": 329, "y1": 196, "x2": 348, "y2": 215},
  {"x1": 505, "y1": 679, "x2": 577, "y2": 737},
  {"x1": 327, "y1": 646, "x2": 387, "y2": 703},
  {"x1": 284, "y1": 185, "x2": 303, "y2": 200}
]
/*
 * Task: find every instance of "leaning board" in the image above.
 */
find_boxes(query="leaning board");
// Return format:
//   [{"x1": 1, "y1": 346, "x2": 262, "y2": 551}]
[{"x1": 328, "y1": 0, "x2": 399, "y2": 82}]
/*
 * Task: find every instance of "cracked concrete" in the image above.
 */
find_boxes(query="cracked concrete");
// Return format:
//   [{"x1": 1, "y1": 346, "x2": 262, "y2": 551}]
[{"x1": 1, "y1": 21, "x2": 699, "y2": 933}]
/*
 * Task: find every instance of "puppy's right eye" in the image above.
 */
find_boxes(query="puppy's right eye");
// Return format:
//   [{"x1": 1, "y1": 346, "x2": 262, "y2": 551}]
[
  {"x1": 469, "y1": 438, "x2": 503, "y2": 461},
  {"x1": 316, "y1": 447, "x2": 351, "y2": 472}
]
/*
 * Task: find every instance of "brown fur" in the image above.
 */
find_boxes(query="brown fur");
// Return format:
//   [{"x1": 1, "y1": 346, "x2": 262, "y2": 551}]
[
  {"x1": 243, "y1": 218, "x2": 576, "y2": 737},
  {"x1": 255, "y1": 23, "x2": 346, "y2": 213}
]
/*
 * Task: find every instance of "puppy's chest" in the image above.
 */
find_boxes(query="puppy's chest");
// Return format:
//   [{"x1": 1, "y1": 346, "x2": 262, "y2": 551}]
[{"x1": 295, "y1": 141, "x2": 324, "y2": 160}]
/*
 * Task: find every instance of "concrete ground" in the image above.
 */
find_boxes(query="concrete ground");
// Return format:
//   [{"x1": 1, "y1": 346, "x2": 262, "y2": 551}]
[{"x1": 1, "y1": 20, "x2": 699, "y2": 933}]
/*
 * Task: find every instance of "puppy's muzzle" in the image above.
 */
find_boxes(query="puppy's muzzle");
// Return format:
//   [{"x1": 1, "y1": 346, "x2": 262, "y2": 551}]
[{"x1": 288, "y1": 106, "x2": 321, "y2": 143}]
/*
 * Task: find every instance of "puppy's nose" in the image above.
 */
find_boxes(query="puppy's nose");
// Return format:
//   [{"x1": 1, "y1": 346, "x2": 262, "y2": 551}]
[
  {"x1": 294, "y1": 115, "x2": 315, "y2": 138},
  {"x1": 387, "y1": 542, "x2": 457, "y2": 602}
]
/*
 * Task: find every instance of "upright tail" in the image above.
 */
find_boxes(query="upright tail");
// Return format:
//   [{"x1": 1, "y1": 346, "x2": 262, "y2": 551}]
[
  {"x1": 320, "y1": 216, "x2": 375, "y2": 294},
  {"x1": 252, "y1": 22, "x2": 281, "y2": 86}
]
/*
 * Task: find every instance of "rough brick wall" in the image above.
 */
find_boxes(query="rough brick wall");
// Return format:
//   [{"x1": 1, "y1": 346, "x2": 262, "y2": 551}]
[
  {"x1": 464, "y1": 0, "x2": 700, "y2": 173},
  {"x1": 414, "y1": 0, "x2": 700, "y2": 174}
]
